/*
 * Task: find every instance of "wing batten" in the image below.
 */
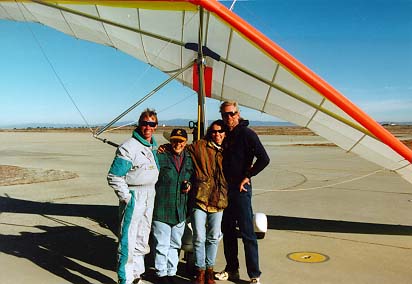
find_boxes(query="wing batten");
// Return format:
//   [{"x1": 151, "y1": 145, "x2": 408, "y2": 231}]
[
  {"x1": 61, "y1": 8, "x2": 79, "y2": 40},
  {"x1": 136, "y1": 8, "x2": 150, "y2": 63},
  {"x1": 0, "y1": 4, "x2": 10, "y2": 19},
  {"x1": 217, "y1": 54, "x2": 374, "y2": 138},
  {"x1": 219, "y1": 27, "x2": 233, "y2": 102},
  {"x1": 17, "y1": 2, "x2": 35, "y2": 23},
  {"x1": 262, "y1": 64, "x2": 280, "y2": 113},
  {"x1": 305, "y1": 98, "x2": 324, "y2": 128},
  {"x1": 37, "y1": 1, "x2": 185, "y2": 46},
  {"x1": 347, "y1": 133, "x2": 367, "y2": 154},
  {"x1": 97, "y1": 6, "x2": 117, "y2": 48}
]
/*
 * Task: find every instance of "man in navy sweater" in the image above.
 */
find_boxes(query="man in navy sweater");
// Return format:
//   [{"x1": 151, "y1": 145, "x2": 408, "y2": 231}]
[{"x1": 215, "y1": 100, "x2": 270, "y2": 284}]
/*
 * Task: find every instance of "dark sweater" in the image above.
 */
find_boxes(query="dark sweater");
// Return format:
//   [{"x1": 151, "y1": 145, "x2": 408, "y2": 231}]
[{"x1": 222, "y1": 120, "x2": 270, "y2": 187}]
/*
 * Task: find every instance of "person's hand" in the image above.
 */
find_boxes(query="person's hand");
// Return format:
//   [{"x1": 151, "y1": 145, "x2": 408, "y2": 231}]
[
  {"x1": 181, "y1": 180, "x2": 191, "y2": 194},
  {"x1": 157, "y1": 143, "x2": 169, "y2": 153},
  {"x1": 240, "y1": 177, "x2": 250, "y2": 192},
  {"x1": 181, "y1": 185, "x2": 191, "y2": 194},
  {"x1": 120, "y1": 192, "x2": 131, "y2": 204}
]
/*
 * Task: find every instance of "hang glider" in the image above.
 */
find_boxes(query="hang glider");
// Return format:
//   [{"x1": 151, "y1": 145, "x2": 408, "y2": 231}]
[{"x1": 1, "y1": 0, "x2": 411, "y2": 184}]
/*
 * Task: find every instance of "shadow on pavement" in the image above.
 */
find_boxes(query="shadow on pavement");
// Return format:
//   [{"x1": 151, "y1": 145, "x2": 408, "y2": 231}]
[
  {"x1": 0, "y1": 195, "x2": 118, "y2": 234},
  {"x1": 0, "y1": 196, "x2": 194, "y2": 284},
  {"x1": 0, "y1": 226, "x2": 117, "y2": 283},
  {"x1": 4, "y1": 196, "x2": 411, "y2": 283},
  {"x1": 0, "y1": 195, "x2": 118, "y2": 283},
  {"x1": 267, "y1": 215, "x2": 412, "y2": 235}
]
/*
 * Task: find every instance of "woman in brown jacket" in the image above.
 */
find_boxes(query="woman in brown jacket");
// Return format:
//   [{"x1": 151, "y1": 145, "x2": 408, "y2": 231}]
[{"x1": 186, "y1": 119, "x2": 228, "y2": 284}]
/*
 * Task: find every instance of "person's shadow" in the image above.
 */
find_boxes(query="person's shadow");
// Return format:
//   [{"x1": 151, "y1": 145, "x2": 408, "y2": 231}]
[
  {"x1": 0, "y1": 195, "x2": 195, "y2": 284},
  {"x1": 0, "y1": 195, "x2": 118, "y2": 283}
]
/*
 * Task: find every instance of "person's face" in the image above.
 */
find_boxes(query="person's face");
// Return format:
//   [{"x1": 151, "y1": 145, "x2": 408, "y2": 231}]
[
  {"x1": 170, "y1": 138, "x2": 187, "y2": 155},
  {"x1": 221, "y1": 105, "x2": 240, "y2": 130},
  {"x1": 138, "y1": 115, "x2": 157, "y2": 142},
  {"x1": 210, "y1": 124, "x2": 225, "y2": 145}
]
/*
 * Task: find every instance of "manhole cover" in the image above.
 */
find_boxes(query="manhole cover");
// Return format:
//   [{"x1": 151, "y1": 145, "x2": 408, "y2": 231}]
[{"x1": 287, "y1": 252, "x2": 329, "y2": 263}]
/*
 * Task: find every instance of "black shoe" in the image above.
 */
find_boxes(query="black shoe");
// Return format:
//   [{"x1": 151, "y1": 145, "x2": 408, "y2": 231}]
[
  {"x1": 156, "y1": 275, "x2": 171, "y2": 284},
  {"x1": 167, "y1": 275, "x2": 177, "y2": 284}
]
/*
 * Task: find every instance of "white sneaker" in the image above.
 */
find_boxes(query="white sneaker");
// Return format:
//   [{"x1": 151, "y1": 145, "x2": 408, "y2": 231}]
[
  {"x1": 214, "y1": 269, "x2": 240, "y2": 281},
  {"x1": 250, "y1": 278, "x2": 261, "y2": 284}
]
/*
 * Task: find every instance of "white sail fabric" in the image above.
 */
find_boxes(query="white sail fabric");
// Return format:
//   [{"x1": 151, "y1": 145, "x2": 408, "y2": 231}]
[{"x1": 1, "y1": 1, "x2": 411, "y2": 184}]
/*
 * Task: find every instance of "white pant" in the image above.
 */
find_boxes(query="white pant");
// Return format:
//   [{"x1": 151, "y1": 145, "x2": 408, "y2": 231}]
[{"x1": 117, "y1": 187, "x2": 156, "y2": 284}]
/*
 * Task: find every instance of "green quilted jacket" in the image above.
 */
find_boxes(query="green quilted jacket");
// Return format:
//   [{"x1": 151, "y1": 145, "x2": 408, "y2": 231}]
[{"x1": 153, "y1": 149, "x2": 194, "y2": 225}]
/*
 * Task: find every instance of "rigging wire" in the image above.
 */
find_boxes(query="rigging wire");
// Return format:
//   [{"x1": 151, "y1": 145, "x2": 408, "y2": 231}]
[
  {"x1": 18, "y1": 2, "x2": 201, "y2": 138},
  {"x1": 157, "y1": 92, "x2": 197, "y2": 114},
  {"x1": 100, "y1": 120, "x2": 138, "y2": 133},
  {"x1": 100, "y1": 89, "x2": 196, "y2": 133},
  {"x1": 17, "y1": 2, "x2": 94, "y2": 133},
  {"x1": 229, "y1": 0, "x2": 238, "y2": 11},
  {"x1": 94, "y1": 61, "x2": 194, "y2": 136},
  {"x1": 96, "y1": 11, "x2": 199, "y2": 135}
]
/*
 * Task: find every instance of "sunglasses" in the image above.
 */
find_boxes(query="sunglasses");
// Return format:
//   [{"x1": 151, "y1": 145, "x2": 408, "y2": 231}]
[
  {"x1": 211, "y1": 129, "x2": 225, "y2": 134},
  {"x1": 221, "y1": 111, "x2": 238, "y2": 118},
  {"x1": 139, "y1": 121, "x2": 157, "y2": 127}
]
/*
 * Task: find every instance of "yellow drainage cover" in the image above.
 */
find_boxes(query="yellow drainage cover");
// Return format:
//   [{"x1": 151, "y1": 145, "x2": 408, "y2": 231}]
[{"x1": 287, "y1": 252, "x2": 329, "y2": 263}]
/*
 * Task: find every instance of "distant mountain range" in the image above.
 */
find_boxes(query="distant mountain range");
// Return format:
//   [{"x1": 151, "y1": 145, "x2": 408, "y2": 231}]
[
  {"x1": 2, "y1": 119, "x2": 412, "y2": 129},
  {"x1": 1, "y1": 119, "x2": 295, "y2": 129}
]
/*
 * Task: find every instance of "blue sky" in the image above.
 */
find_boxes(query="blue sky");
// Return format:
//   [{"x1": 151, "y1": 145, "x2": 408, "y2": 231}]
[{"x1": 1, "y1": 0, "x2": 411, "y2": 127}]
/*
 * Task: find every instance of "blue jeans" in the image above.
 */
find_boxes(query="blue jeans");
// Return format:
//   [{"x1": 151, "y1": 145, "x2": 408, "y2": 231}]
[
  {"x1": 152, "y1": 220, "x2": 185, "y2": 277},
  {"x1": 222, "y1": 184, "x2": 261, "y2": 279},
  {"x1": 192, "y1": 207, "x2": 223, "y2": 269}
]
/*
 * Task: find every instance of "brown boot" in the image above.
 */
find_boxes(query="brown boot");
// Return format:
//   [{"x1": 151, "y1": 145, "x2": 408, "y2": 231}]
[
  {"x1": 193, "y1": 269, "x2": 205, "y2": 284},
  {"x1": 206, "y1": 267, "x2": 216, "y2": 284}
]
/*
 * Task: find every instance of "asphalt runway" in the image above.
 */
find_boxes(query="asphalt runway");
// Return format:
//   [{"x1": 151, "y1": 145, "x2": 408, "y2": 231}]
[{"x1": 1, "y1": 131, "x2": 411, "y2": 284}]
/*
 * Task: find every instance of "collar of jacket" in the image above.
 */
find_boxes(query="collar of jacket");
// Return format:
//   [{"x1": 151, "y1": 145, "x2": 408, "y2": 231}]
[
  {"x1": 132, "y1": 129, "x2": 158, "y2": 148},
  {"x1": 132, "y1": 129, "x2": 160, "y2": 169},
  {"x1": 237, "y1": 119, "x2": 249, "y2": 128},
  {"x1": 207, "y1": 140, "x2": 223, "y2": 152},
  {"x1": 230, "y1": 119, "x2": 249, "y2": 135}
]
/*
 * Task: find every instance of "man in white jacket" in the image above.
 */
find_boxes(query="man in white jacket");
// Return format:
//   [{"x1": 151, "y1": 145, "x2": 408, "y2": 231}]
[{"x1": 107, "y1": 108, "x2": 160, "y2": 284}]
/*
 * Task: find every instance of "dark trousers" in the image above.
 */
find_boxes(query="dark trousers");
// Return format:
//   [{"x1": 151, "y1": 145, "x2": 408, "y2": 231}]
[{"x1": 221, "y1": 184, "x2": 261, "y2": 278}]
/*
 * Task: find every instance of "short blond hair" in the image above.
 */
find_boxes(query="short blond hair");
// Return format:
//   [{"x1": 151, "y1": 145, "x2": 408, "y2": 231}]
[{"x1": 219, "y1": 100, "x2": 239, "y2": 113}]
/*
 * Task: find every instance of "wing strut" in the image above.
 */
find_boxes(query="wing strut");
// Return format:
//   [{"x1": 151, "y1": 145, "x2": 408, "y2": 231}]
[{"x1": 94, "y1": 61, "x2": 194, "y2": 142}]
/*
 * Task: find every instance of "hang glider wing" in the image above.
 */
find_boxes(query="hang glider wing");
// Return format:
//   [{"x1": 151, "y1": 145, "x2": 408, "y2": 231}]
[{"x1": 1, "y1": 0, "x2": 411, "y2": 184}]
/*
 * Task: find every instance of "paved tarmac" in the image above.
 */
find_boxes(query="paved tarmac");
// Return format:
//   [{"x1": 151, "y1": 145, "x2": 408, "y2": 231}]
[{"x1": 1, "y1": 131, "x2": 411, "y2": 284}]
